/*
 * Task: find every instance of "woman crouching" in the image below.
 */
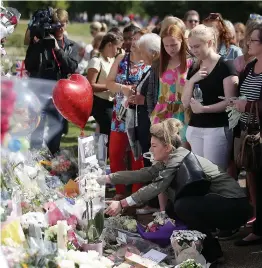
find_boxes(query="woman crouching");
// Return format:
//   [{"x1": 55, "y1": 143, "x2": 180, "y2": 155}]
[{"x1": 104, "y1": 118, "x2": 251, "y2": 264}]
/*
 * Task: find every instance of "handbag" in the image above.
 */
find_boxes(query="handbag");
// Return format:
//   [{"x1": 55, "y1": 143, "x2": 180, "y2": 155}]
[
  {"x1": 116, "y1": 53, "x2": 131, "y2": 122},
  {"x1": 235, "y1": 102, "x2": 261, "y2": 172},
  {"x1": 170, "y1": 151, "x2": 211, "y2": 201}
]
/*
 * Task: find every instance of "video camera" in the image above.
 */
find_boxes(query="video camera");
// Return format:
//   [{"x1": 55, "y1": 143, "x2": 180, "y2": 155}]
[{"x1": 29, "y1": 7, "x2": 62, "y2": 49}]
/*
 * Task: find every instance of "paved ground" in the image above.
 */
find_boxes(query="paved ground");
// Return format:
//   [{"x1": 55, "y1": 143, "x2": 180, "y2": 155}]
[{"x1": 136, "y1": 212, "x2": 262, "y2": 268}]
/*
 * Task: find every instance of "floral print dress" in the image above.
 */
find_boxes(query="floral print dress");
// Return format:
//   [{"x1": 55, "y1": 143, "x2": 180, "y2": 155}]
[
  {"x1": 111, "y1": 53, "x2": 150, "y2": 133},
  {"x1": 151, "y1": 59, "x2": 192, "y2": 141}
]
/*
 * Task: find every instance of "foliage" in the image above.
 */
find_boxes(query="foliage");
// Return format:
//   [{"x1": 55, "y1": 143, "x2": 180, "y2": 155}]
[{"x1": 5, "y1": 1, "x2": 262, "y2": 23}]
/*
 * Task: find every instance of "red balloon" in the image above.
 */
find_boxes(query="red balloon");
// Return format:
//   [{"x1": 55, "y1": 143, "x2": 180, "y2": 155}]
[{"x1": 53, "y1": 74, "x2": 93, "y2": 129}]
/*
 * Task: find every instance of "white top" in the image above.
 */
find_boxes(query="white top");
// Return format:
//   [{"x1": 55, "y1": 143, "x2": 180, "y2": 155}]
[{"x1": 87, "y1": 56, "x2": 115, "y2": 101}]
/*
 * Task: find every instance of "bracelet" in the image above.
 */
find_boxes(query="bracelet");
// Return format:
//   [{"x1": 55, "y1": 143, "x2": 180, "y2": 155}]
[
  {"x1": 119, "y1": 84, "x2": 123, "y2": 92},
  {"x1": 119, "y1": 200, "x2": 123, "y2": 209}
]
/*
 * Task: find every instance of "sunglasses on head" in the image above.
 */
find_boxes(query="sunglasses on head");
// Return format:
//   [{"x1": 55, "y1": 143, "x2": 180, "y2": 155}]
[
  {"x1": 250, "y1": 14, "x2": 262, "y2": 20},
  {"x1": 204, "y1": 13, "x2": 222, "y2": 21}
]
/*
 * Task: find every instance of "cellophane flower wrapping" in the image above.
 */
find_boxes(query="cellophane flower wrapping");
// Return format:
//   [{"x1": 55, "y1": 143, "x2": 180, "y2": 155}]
[
  {"x1": 170, "y1": 230, "x2": 207, "y2": 265},
  {"x1": 77, "y1": 134, "x2": 107, "y2": 244}
]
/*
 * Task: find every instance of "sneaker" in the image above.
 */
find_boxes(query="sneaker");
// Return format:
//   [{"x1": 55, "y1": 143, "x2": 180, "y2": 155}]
[
  {"x1": 136, "y1": 206, "x2": 159, "y2": 215},
  {"x1": 217, "y1": 229, "x2": 239, "y2": 241}
]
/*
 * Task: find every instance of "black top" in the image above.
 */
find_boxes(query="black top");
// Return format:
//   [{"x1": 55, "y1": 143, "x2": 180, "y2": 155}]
[
  {"x1": 25, "y1": 35, "x2": 78, "y2": 81},
  {"x1": 187, "y1": 57, "x2": 237, "y2": 128}
]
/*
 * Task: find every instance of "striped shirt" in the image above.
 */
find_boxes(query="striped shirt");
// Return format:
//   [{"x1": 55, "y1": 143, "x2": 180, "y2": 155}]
[{"x1": 240, "y1": 69, "x2": 262, "y2": 124}]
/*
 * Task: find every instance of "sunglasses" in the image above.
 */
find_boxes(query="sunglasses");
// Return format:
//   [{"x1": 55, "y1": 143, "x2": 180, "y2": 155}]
[
  {"x1": 249, "y1": 14, "x2": 262, "y2": 20},
  {"x1": 203, "y1": 13, "x2": 222, "y2": 22},
  {"x1": 188, "y1": 19, "x2": 199, "y2": 23}
]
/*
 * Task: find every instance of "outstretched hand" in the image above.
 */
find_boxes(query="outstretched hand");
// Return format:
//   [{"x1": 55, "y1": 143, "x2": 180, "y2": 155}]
[{"x1": 104, "y1": 200, "x2": 122, "y2": 216}]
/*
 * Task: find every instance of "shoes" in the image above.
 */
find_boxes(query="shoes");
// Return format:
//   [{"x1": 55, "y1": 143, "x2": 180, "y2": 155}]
[
  {"x1": 246, "y1": 217, "x2": 256, "y2": 228},
  {"x1": 217, "y1": 229, "x2": 239, "y2": 241},
  {"x1": 136, "y1": 206, "x2": 159, "y2": 215},
  {"x1": 202, "y1": 237, "x2": 224, "y2": 264},
  {"x1": 235, "y1": 234, "x2": 262, "y2": 246}
]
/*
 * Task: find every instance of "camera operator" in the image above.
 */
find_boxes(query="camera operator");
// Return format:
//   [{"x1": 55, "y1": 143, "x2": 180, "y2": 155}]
[{"x1": 25, "y1": 8, "x2": 78, "y2": 155}]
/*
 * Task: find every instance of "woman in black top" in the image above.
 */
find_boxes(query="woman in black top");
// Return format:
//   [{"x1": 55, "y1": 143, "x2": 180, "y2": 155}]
[{"x1": 182, "y1": 24, "x2": 238, "y2": 170}]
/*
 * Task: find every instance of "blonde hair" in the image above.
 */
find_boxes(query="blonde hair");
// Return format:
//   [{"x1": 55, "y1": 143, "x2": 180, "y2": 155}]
[
  {"x1": 150, "y1": 118, "x2": 183, "y2": 148},
  {"x1": 160, "y1": 16, "x2": 186, "y2": 35},
  {"x1": 189, "y1": 24, "x2": 217, "y2": 51},
  {"x1": 52, "y1": 8, "x2": 69, "y2": 23},
  {"x1": 90, "y1": 21, "x2": 107, "y2": 32}
]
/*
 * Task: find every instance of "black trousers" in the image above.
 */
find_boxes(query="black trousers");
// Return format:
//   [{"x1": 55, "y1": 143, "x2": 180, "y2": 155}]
[
  {"x1": 136, "y1": 105, "x2": 151, "y2": 167},
  {"x1": 172, "y1": 194, "x2": 251, "y2": 262},
  {"x1": 173, "y1": 193, "x2": 251, "y2": 233},
  {"x1": 91, "y1": 95, "x2": 113, "y2": 137},
  {"x1": 254, "y1": 166, "x2": 262, "y2": 236}
]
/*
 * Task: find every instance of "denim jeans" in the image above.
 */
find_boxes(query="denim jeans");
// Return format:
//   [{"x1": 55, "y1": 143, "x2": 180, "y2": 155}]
[{"x1": 30, "y1": 100, "x2": 64, "y2": 155}]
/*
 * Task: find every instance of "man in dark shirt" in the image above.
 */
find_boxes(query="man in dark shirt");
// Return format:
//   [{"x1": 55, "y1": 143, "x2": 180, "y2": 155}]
[{"x1": 25, "y1": 8, "x2": 78, "y2": 155}]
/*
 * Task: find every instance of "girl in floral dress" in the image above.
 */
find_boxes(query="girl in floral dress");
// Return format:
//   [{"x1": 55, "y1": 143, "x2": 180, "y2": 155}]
[
  {"x1": 151, "y1": 24, "x2": 192, "y2": 144},
  {"x1": 150, "y1": 24, "x2": 192, "y2": 212}
]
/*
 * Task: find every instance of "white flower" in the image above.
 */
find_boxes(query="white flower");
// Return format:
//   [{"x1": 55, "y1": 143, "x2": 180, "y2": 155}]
[
  {"x1": 20, "y1": 212, "x2": 48, "y2": 229},
  {"x1": 58, "y1": 260, "x2": 75, "y2": 268}
]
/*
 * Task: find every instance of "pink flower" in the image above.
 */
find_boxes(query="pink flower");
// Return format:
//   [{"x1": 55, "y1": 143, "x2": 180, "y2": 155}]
[
  {"x1": 168, "y1": 94, "x2": 176, "y2": 102},
  {"x1": 162, "y1": 70, "x2": 177, "y2": 85},
  {"x1": 153, "y1": 117, "x2": 160, "y2": 124},
  {"x1": 166, "y1": 112, "x2": 173, "y2": 118},
  {"x1": 180, "y1": 77, "x2": 186, "y2": 86},
  {"x1": 67, "y1": 215, "x2": 78, "y2": 228}
]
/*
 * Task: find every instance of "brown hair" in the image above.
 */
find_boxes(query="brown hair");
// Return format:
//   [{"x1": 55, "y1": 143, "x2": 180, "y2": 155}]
[
  {"x1": 150, "y1": 118, "x2": 183, "y2": 149},
  {"x1": 184, "y1": 10, "x2": 200, "y2": 21},
  {"x1": 160, "y1": 24, "x2": 187, "y2": 76},
  {"x1": 242, "y1": 19, "x2": 262, "y2": 56},
  {"x1": 203, "y1": 13, "x2": 233, "y2": 49},
  {"x1": 99, "y1": 32, "x2": 123, "y2": 52},
  {"x1": 52, "y1": 8, "x2": 69, "y2": 23}
]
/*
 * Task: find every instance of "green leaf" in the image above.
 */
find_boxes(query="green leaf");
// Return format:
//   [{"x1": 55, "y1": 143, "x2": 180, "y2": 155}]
[{"x1": 94, "y1": 209, "x2": 104, "y2": 237}]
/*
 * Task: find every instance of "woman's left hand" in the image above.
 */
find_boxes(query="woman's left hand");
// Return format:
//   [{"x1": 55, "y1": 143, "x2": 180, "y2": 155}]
[
  {"x1": 104, "y1": 201, "x2": 122, "y2": 216},
  {"x1": 128, "y1": 94, "x2": 145, "y2": 105},
  {"x1": 232, "y1": 99, "x2": 247, "y2": 112},
  {"x1": 190, "y1": 98, "x2": 204, "y2": 114}
]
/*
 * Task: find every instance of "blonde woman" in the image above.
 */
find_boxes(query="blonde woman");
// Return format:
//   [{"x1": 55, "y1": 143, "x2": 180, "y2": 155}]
[
  {"x1": 84, "y1": 22, "x2": 107, "y2": 62},
  {"x1": 103, "y1": 118, "x2": 250, "y2": 264},
  {"x1": 182, "y1": 24, "x2": 238, "y2": 170}
]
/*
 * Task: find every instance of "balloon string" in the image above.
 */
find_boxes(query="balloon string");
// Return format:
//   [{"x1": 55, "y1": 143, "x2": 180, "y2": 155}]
[{"x1": 80, "y1": 129, "x2": 85, "y2": 137}]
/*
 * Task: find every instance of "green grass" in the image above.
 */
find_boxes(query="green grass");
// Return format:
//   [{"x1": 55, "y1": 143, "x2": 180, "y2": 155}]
[
  {"x1": 61, "y1": 121, "x2": 95, "y2": 149},
  {"x1": 5, "y1": 20, "x2": 92, "y2": 57}
]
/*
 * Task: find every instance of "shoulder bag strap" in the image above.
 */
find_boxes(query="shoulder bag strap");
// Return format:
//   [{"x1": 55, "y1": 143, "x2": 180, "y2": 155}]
[{"x1": 126, "y1": 53, "x2": 130, "y2": 83}]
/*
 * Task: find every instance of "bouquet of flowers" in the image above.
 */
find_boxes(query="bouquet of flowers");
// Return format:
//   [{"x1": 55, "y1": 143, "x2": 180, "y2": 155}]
[
  {"x1": 40, "y1": 149, "x2": 78, "y2": 184},
  {"x1": 170, "y1": 230, "x2": 207, "y2": 265},
  {"x1": 175, "y1": 259, "x2": 203, "y2": 268},
  {"x1": 145, "y1": 212, "x2": 175, "y2": 233},
  {"x1": 57, "y1": 249, "x2": 114, "y2": 268}
]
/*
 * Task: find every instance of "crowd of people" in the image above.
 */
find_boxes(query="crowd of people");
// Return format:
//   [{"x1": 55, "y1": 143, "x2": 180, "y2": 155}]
[{"x1": 3, "y1": 6, "x2": 262, "y2": 266}]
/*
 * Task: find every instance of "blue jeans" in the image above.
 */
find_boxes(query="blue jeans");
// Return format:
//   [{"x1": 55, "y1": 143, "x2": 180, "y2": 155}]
[{"x1": 30, "y1": 100, "x2": 64, "y2": 155}]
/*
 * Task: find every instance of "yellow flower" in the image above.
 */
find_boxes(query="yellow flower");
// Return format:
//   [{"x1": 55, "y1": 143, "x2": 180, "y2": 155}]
[{"x1": 39, "y1": 160, "x2": 52, "y2": 166}]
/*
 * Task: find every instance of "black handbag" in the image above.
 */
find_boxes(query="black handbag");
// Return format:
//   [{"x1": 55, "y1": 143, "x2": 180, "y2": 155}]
[{"x1": 170, "y1": 151, "x2": 211, "y2": 200}]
